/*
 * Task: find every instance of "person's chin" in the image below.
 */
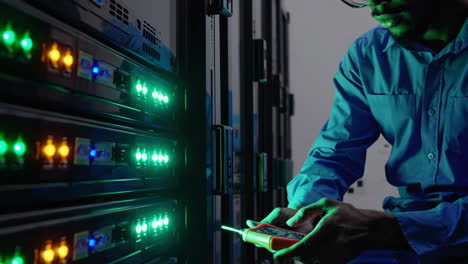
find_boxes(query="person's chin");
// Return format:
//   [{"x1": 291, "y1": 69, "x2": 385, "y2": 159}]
[
  {"x1": 388, "y1": 24, "x2": 419, "y2": 48},
  {"x1": 390, "y1": 31, "x2": 413, "y2": 48}
]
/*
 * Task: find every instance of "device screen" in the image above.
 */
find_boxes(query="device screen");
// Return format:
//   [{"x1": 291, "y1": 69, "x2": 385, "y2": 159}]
[{"x1": 255, "y1": 227, "x2": 305, "y2": 239}]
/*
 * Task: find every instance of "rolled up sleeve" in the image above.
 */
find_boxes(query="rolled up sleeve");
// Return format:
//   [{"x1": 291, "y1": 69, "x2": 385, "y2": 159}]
[
  {"x1": 392, "y1": 197, "x2": 468, "y2": 258},
  {"x1": 287, "y1": 39, "x2": 380, "y2": 207}
]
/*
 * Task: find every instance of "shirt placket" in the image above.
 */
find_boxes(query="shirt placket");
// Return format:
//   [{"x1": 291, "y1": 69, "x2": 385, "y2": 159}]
[{"x1": 421, "y1": 53, "x2": 443, "y2": 185}]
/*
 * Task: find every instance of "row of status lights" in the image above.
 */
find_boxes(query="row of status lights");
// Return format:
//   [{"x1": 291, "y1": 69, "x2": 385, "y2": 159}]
[
  {"x1": 0, "y1": 214, "x2": 170, "y2": 264},
  {"x1": 135, "y1": 81, "x2": 170, "y2": 105},
  {"x1": 40, "y1": 239, "x2": 69, "y2": 264},
  {"x1": 135, "y1": 148, "x2": 170, "y2": 166},
  {"x1": 1, "y1": 24, "x2": 34, "y2": 57},
  {"x1": 0, "y1": 239, "x2": 69, "y2": 264},
  {"x1": 1, "y1": 134, "x2": 172, "y2": 168},
  {"x1": 45, "y1": 42, "x2": 74, "y2": 72},
  {"x1": 0, "y1": 136, "x2": 27, "y2": 158},
  {"x1": 135, "y1": 214, "x2": 170, "y2": 236},
  {"x1": 42, "y1": 136, "x2": 70, "y2": 161}
]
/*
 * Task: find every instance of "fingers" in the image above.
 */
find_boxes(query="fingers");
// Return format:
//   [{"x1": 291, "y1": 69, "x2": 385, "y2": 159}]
[
  {"x1": 286, "y1": 206, "x2": 323, "y2": 227},
  {"x1": 260, "y1": 207, "x2": 285, "y2": 226},
  {"x1": 246, "y1": 219, "x2": 261, "y2": 228},
  {"x1": 287, "y1": 198, "x2": 338, "y2": 227},
  {"x1": 246, "y1": 207, "x2": 286, "y2": 228}
]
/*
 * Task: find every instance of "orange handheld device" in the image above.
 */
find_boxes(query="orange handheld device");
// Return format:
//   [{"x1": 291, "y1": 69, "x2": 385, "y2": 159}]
[{"x1": 221, "y1": 223, "x2": 305, "y2": 251}]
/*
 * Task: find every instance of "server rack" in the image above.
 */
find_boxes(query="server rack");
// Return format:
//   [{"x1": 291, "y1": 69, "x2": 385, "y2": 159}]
[{"x1": 0, "y1": 0, "x2": 292, "y2": 263}]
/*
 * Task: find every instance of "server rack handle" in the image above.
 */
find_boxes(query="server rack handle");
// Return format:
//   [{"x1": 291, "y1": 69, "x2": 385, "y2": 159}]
[
  {"x1": 213, "y1": 125, "x2": 233, "y2": 194},
  {"x1": 257, "y1": 153, "x2": 269, "y2": 192}
]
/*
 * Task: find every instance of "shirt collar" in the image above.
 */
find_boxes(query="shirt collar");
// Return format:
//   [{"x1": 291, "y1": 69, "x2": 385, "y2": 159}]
[
  {"x1": 383, "y1": 18, "x2": 468, "y2": 54},
  {"x1": 382, "y1": 28, "x2": 396, "y2": 53},
  {"x1": 451, "y1": 18, "x2": 468, "y2": 54}
]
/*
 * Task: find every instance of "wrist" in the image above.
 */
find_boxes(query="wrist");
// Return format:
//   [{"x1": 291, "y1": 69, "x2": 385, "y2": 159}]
[{"x1": 370, "y1": 211, "x2": 414, "y2": 252}]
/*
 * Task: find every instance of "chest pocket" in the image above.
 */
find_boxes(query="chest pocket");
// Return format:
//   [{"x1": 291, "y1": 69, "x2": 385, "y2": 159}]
[
  {"x1": 366, "y1": 93, "x2": 417, "y2": 142},
  {"x1": 445, "y1": 96, "x2": 468, "y2": 152}
]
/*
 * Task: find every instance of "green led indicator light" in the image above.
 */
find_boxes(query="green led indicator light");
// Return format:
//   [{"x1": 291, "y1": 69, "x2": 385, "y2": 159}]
[
  {"x1": 136, "y1": 83, "x2": 142, "y2": 92},
  {"x1": 141, "y1": 153, "x2": 148, "y2": 162},
  {"x1": 164, "y1": 96, "x2": 169, "y2": 103},
  {"x1": 136, "y1": 224, "x2": 142, "y2": 234},
  {"x1": 135, "y1": 152, "x2": 142, "y2": 161},
  {"x1": 13, "y1": 140, "x2": 26, "y2": 156},
  {"x1": 152, "y1": 91, "x2": 159, "y2": 99},
  {"x1": 142, "y1": 223, "x2": 148, "y2": 232},
  {"x1": 0, "y1": 140, "x2": 7, "y2": 155},
  {"x1": 158, "y1": 94, "x2": 164, "y2": 101},
  {"x1": 163, "y1": 155, "x2": 169, "y2": 163},
  {"x1": 142, "y1": 86, "x2": 148, "y2": 95},
  {"x1": 2, "y1": 29, "x2": 16, "y2": 46},
  {"x1": 158, "y1": 219, "x2": 164, "y2": 226},
  {"x1": 164, "y1": 217, "x2": 169, "y2": 225},
  {"x1": 151, "y1": 153, "x2": 158, "y2": 162},
  {"x1": 11, "y1": 256, "x2": 24, "y2": 264},
  {"x1": 152, "y1": 220, "x2": 158, "y2": 229},
  {"x1": 20, "y1": 35, "x2": 33, "y2": 52}
]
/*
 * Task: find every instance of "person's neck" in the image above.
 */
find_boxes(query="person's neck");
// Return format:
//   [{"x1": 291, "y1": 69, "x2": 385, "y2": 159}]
[{"x1": 419, "y1": 6, "x2": 467, "y2": 53}]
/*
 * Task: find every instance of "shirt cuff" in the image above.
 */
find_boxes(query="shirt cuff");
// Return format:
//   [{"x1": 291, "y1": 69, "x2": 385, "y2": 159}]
[{"x1": 392, "y1": 210, "x2": 439, "y2": 256}]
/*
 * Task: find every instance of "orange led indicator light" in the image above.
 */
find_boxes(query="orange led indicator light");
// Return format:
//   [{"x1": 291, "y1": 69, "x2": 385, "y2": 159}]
[
  {"x1": 58, "y1": 145, "x2": 69, "y2": 158},
  {"x1": 57, "y1": 243, "x2": 69, "y2": 259},
  {"x1": 43, "y1": 138, "x2": 56, "y2": 158},
  {"x1": 58, "y1": 138, "x2": 70, "y2": 158},
  {"x1": 48, "y1": 43, "x2": 61, "y2": 65},
  {"x1": 62, "y1": 50, "x2": 74, "y2": 68},
  {"x1": 41, "y1": 243, "x2": 55, "y2": 263}
]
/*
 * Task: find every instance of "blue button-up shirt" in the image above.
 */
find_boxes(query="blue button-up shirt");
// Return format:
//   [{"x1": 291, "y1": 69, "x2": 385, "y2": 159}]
[{"x1": 287, "y1": 19, "x2": 468, "y2": 261}]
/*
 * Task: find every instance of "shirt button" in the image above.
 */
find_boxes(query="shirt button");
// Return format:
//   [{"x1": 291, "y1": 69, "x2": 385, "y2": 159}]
[
  {"x1": 428, "y1": 108, "x2": 436, "y2": 116},
  {"x1": 427, "y1": 152, "x2": 436, "y2": 160}
]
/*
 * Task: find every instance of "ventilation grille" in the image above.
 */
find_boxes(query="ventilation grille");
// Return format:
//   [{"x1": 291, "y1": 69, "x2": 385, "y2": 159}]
[
  {"x1": 143, "y1": 21, "x2": 160, "y2": 45},
  {"x1": 143, "y1": 21, "x2": 156, "y2": 34},
  {"x1": 142, "y1": 43, "x2": 161, "y2": 61},
  {"x1": 109, "y1": 0, "x2": 129, "y2": 25}
]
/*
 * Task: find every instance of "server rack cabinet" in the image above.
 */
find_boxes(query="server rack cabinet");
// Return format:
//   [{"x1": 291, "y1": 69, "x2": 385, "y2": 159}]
[
  {"x1": 0, "y1": 0, "x2": 183, "y2": 263},
  {"x1": 183, "y1": 0, "x2": 293, "y2": 263}
]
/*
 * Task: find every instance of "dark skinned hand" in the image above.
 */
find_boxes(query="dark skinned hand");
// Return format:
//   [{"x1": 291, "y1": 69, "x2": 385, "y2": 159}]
[
  {"x1": 246, "y1": 206, "x2": 314, "y2": 234},
  {"x1": 246, "y1": 206, "x2": 314, "y2": 253},
  {"x1": 272, "y1": 198, "x2": 413, "y2": 264}
]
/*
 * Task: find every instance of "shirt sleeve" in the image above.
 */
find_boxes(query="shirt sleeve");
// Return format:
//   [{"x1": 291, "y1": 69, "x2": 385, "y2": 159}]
[
  {"x1": 287, "y1": 39, "x2": 380, "y2": 207},
  {"x1": 392, "y1": 197, "x2": 468, "y2": 258}
]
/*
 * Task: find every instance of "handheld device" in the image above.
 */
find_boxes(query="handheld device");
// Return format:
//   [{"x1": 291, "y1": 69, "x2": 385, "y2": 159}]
[{"x1": 221, "y1": 223, "x2": 305, "y2": 251}]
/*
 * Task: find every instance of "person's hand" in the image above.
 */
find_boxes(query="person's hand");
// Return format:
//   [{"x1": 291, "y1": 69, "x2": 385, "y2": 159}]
[
  {"x1": 273, "y1": 198, "x2": 412, "y2": 264},
  {"x1": 246, "y1": 206, "x2": 314, "y2": 234},
  {"x1": 245, "y1": 206, "x2": 315, "y2": 253}
]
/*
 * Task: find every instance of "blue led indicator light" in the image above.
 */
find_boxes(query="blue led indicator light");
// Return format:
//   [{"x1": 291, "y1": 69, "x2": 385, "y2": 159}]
[
  {"x1": 89, "y1": 149, "x2": 97, "y2": 157},
  {"x1": 88, "y1": 238, "x2": 96, "y2": 247},
  {"x1": 92, "y1": 66, "x2": 100, "y2": 74}
]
